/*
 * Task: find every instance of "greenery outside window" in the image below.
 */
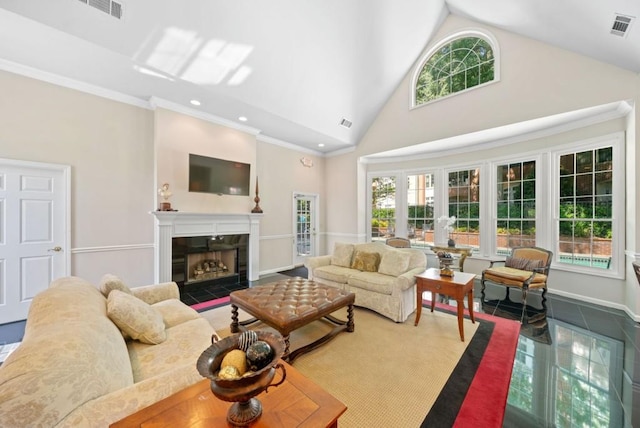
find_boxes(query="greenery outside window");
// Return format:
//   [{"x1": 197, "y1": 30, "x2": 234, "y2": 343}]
[
  {"x1": 371, "y1": 176, "x2": 396, "y2": 241},
  {"x1": 407, "y1": 173, "x2": 435, "y2": 247},
  {"x1": 447, "y1": 168, "x2": 480, "y2": 248},
  {"x1": 496, "y1": 160, "x2": 536, "y2": 254},
  {"x1": 557, "y1": 147, "x2": 612, "y2": 269},
  {"x1": 415, "y1": 34, "x2": 496, "y2": 106}
]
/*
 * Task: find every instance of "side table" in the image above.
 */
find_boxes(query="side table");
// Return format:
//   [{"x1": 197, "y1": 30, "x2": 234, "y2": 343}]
[
  {"x1": 414, "y1": 268, "x2": 476, "y2": 341},
  {"x1": 110, "y1": 360, "x2": 346, "y2": 427}
]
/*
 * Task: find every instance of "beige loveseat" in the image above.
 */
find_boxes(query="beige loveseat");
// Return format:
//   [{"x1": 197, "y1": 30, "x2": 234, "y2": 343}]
[
  {"x1": 305, "y1": 242, "x2": 427, "y2": 322},
  {"x1": 0, "y1": 276, "x2": 216, "y2": 427}
]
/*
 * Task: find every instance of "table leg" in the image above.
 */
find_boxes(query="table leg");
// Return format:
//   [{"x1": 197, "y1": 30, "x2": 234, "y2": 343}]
[
  {"x1": 415, "y1": 283, "x2": 422, "y2": 326},
  {"x1": 430, "y1": 293, "x2": 436, "y2": 313},
  {"x1": 456, "y1": 299, "x2": 465, "y2": 341},
  {"x1": 467, "y1": 290, "x2": 475, "y2": 324},
  {"x1": 230, "y1": 304, "x2": 239, "y2": 333}
]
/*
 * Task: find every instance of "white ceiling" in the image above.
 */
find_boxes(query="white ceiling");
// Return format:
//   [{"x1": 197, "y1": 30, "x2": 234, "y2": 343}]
[{"x1": 0, "y1": 0, "x2": 637, "y2": 154}]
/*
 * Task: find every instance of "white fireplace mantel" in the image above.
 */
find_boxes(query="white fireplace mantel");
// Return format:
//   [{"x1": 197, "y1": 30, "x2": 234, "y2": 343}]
[{"x1": 151, "y1": 212, "x2": 262, "y2": 283}]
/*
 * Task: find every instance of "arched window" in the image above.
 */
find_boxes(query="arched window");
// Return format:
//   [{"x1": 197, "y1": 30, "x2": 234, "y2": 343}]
[{"x1": 414, "y1": 31, "x2": 498, "y2": 106}]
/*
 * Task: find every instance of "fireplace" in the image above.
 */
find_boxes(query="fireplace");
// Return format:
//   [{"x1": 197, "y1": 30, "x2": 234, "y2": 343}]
[
  {"x1": 152, "y1": 212, "x2": 262, "y2": 283},
  {"x1": 172, "y1": 234, "x2": 248, "y2": 287}
]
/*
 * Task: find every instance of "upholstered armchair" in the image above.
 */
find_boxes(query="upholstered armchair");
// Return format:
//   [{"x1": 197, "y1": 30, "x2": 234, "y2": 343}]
[
  {"x1": 481, "y1": 247, "x2": 553, "y2": 313},
  {"x1": 385, "y1": 237, "x2": 411, "y2": 248}
]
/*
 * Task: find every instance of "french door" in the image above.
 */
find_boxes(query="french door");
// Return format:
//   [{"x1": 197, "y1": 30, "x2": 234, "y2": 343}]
[{"x1": 293, "y1": 193, "x2": 318, "y2": 266}]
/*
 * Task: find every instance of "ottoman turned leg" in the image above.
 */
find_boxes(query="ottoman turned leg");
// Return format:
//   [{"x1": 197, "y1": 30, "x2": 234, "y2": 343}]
[
  {"x1": 230, "y1": 304, "x2": 240, "y2": 333},
  {"x1": 282, "y1": 334, "x2": 291, "y2": 361},
  {"x1": 347, "y1": 304, "x2": 355, "y2": 332}
]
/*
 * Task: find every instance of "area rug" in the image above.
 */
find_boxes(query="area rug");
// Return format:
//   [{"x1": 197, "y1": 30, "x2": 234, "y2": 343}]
[{"x1": 199, "y1": 298, "x2": 519, "y2": 427}]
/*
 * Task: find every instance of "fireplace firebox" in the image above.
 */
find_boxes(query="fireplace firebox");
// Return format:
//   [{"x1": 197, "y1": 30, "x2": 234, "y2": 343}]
[{"x1": 172, "y1": 234, "x2": 248, "y2": 289}]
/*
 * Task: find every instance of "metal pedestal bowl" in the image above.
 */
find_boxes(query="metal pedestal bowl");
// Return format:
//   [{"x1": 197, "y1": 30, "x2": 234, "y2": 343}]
[{"x1": 196, "y1": 331, "x2": 286, "y2": 427}]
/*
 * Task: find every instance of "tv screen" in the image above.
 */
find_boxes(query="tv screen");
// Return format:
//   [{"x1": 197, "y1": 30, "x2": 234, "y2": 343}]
[{"x1": 188, "y1": 154, "x2": 251, "y2": 196}]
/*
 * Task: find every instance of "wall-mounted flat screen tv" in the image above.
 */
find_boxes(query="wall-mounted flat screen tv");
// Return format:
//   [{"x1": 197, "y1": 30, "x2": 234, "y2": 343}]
[{"x1": 188, "y1": 154, "x2": 251, "y2": 196}]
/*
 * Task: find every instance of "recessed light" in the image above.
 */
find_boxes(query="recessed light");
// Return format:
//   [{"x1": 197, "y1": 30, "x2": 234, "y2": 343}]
[
  {"x1": 190, "y1": 99, "x2": 201, "y2": 106},
  {"x1": 318, "y1": 143, "x2": 325, "y2": 147},
  {"x1": 238, "y1": 116, "x2": 248, "y2": 122}
]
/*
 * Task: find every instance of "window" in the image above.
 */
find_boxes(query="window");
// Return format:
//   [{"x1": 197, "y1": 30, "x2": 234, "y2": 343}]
[
  {"x1": 496, "y1": 160, "x2": 536, "y2": 254},
  {"x1": 447, "y1": 168, "x2": 480, "y2": 248},
  {"x1": 414, "y1": 34, "x2": 496, "y2": 106},
  {"x1": 371, "y1": 176, "x2": 396, "y2": 240},
  {"x1": 557, "y1": 147, "x2": 613, "y2": 269},
  {"x1": 407, "y1": 173, "x2": 435, "y2": 247}
]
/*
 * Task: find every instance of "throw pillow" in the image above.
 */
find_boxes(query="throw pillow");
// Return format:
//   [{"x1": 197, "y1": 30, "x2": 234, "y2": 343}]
[
  {"x1": 378, "y1": 250, "x2": 411, "y2": 277},
  {"x1": 350, "y1": 251, "x2": 381, "y2": 272},
  {"x1": 331, "y1": 243, "x2": 355, "y2": 267},
  {"x1": 505, "y1": 256, "x2": 544, "y2": 272},
  {"x1": 107, "y1": 290, "x2": 167, "y2": 344},
  {"x1": 99, "y1": 274, "x2": 133, "y2": 298}
]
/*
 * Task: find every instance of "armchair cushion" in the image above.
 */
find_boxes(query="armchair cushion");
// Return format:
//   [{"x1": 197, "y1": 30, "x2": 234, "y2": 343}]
[
  {"x1": 483, "y1": 266, "x2": 547, "y2": 288},
  {"x1": 350, "y1": 251, "x2": 381, "y2": 272},
  {"x1": 107, "y1": 290, "x2": 167, "y2": 344}
]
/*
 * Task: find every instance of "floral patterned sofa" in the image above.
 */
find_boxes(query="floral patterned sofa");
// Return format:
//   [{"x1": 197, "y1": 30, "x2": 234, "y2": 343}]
[
  {"x1": 305, "y1": 242, "x2": 427, "y2": 322},
  {"x1": 0, "y1": 276, "x2": 216, "y2": 427}
]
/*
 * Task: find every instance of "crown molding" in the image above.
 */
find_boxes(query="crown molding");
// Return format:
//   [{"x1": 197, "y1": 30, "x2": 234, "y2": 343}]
[
  {"x1": 148, "y1": 97, "x2": 261, "y2": 136},
  {"x1": 256, "y1": 134, "x2": 324, "y2": 156},
  {"x1": 0, "y1": 58, "x2": 151, "y2": 109},
  {"x1": 361, "y1": 100, "x2": 634, "y2": 164}
]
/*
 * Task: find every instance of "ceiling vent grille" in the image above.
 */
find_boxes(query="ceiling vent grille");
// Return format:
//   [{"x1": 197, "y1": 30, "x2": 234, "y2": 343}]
[
  {"x1": 339, "y1": 118, "x2": 353, "y2": 129},
  {"x1": 78, "y1": 0, "x2": 123, "y2": 19},
  {"x1": 611, "y1": 14, "x2": 633, "y2": 37}
]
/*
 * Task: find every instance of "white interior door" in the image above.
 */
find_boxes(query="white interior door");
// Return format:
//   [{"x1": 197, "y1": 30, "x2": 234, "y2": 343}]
[
  {"x1": 293, "y1": 193, "x2": 318, "y2": 266},
  {"x1": 0, "y1": 160, "x2": 69, "y2": 324}
]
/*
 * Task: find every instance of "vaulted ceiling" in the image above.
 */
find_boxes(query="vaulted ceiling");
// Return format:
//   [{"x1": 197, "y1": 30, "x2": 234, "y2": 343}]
[{"x1": 0, "y1": 0, "x2": 637, "y2": 154}]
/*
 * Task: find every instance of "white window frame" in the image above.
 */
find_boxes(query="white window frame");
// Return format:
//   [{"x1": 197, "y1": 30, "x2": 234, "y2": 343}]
[{"x1": 550, "y1": 132, "x2": 624, "y2": 279}]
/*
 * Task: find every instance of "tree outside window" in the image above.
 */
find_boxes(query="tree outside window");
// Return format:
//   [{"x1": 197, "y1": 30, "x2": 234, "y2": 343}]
[
  {"x1": 371, "y1": 176, "x2": 396, "y2": 240},
  {"x1": 416, "y1": 36, "x2": 495, "y2": 105},
  {"x1": 447, "y1": 168, "x2": 480, "y2": 248},
  {"x1": 496, "y1": 160, "x2": 536, "y2": 253},
  {"x1": 558, "y1": 147, "x2": 612, "y2": 269}
]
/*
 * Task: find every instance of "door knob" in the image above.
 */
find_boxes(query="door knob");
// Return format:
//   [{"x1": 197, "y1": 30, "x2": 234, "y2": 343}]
[{"x1": 48, "y1": 246, "x2": 62, "y2": 252}]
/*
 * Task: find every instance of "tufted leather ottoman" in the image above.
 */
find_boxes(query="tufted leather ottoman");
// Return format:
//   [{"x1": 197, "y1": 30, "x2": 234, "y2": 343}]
[{"x1": 230, "y1": 278, "x2": 355, "y2": 362}]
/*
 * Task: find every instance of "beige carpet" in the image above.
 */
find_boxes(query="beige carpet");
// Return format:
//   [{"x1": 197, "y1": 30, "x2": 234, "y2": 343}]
[{"x1": 201, "y1": 304, "x2": 479, "y2": 428}]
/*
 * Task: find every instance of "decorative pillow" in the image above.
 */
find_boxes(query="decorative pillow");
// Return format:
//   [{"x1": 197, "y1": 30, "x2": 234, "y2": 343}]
[
  {"x1": 331, "y1": 243, "x2": 355, "y2": 267},
  {"x1": 350, "y1": 251, "x2": 381, "y2": 272},
  {"x1": 378, "y1": 250, "x2": 411, "y2": 277},
  {"x1": 99, "y1": 274, "x2": 133, "y2": 298},
  {"x1": 505, "y1": 257, "x2": 544, "y2": 272},
  {"x1": 107, "y1": 290, "x2": 167, "y2": 344}
]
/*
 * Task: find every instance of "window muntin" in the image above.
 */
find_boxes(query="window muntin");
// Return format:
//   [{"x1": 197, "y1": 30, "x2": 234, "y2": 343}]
[
  {"x1": 558, "y1": 147, "x2": 612, "y2": 269},
  {"x1": 371, "y1": 176, "x2": 396, "y2": 241},
  {"x1": 447, "y1": 168, "x2": 480, "y2": 248},
  {"x1": 407, "y1": 173, "x2": 435, "y2": 247},
  {"x1": 496, "y1": 160, "x2": 536, "y2": 254},
  {"x1": 415, "y1": 36, "x2": 495, "y2": 105}
]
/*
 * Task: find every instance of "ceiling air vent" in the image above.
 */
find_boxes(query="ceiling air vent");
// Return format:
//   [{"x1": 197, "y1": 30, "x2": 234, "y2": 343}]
[
  {"x1": 339, "y1": 118, "x2": 353, "y2": 129},
  {"x1": 611, "y1": 14, "x2": 633, "y2": 37},
  {"x1": 78, "y1": 0, "x2": 123, "y2": 20}
]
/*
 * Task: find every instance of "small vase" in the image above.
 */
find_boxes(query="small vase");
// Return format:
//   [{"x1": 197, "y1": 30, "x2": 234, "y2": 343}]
[{"x1": 447, "y1": 238, "x2": 455, "y2": 248}]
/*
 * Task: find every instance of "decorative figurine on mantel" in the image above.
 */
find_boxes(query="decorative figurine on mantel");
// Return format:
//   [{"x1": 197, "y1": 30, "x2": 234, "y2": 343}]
[
  {"x1": 157, "y1": 183, "x2": 175, "y2": 211},
  {"x1": 251, "y1": 176, "x2": 263, "y2": 213}
]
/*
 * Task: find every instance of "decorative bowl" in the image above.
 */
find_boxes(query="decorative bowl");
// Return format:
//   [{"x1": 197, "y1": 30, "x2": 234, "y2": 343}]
[{"x1": 196, "y1": 331, "x2": 286, "y2": 427}]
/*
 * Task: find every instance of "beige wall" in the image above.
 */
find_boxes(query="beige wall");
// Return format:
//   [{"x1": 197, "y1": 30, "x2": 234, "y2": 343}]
[
  {"x1": 256, "y1": 141, "x2": 325, "y2": 272},
  {"x1": 325, "y1": 15, "x2": 640, "y2": 316},
  {"x1": 154, "y1": 108, "x2": 257, "y2": 213},
  {"x1": 0, "y1": 70, "x2": 155, "y2": 286}
]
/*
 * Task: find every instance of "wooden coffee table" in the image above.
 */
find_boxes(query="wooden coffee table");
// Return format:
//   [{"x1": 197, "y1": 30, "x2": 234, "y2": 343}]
[
  {"x1": 414, "y1": 268, "x2": 476, "y2": 341},
  {"x1": 110, "y1": 360, "x2": 346, "y2": 427},
  {"x1": 230, "y1": 278, "x2": 355, "y2": 362}
]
